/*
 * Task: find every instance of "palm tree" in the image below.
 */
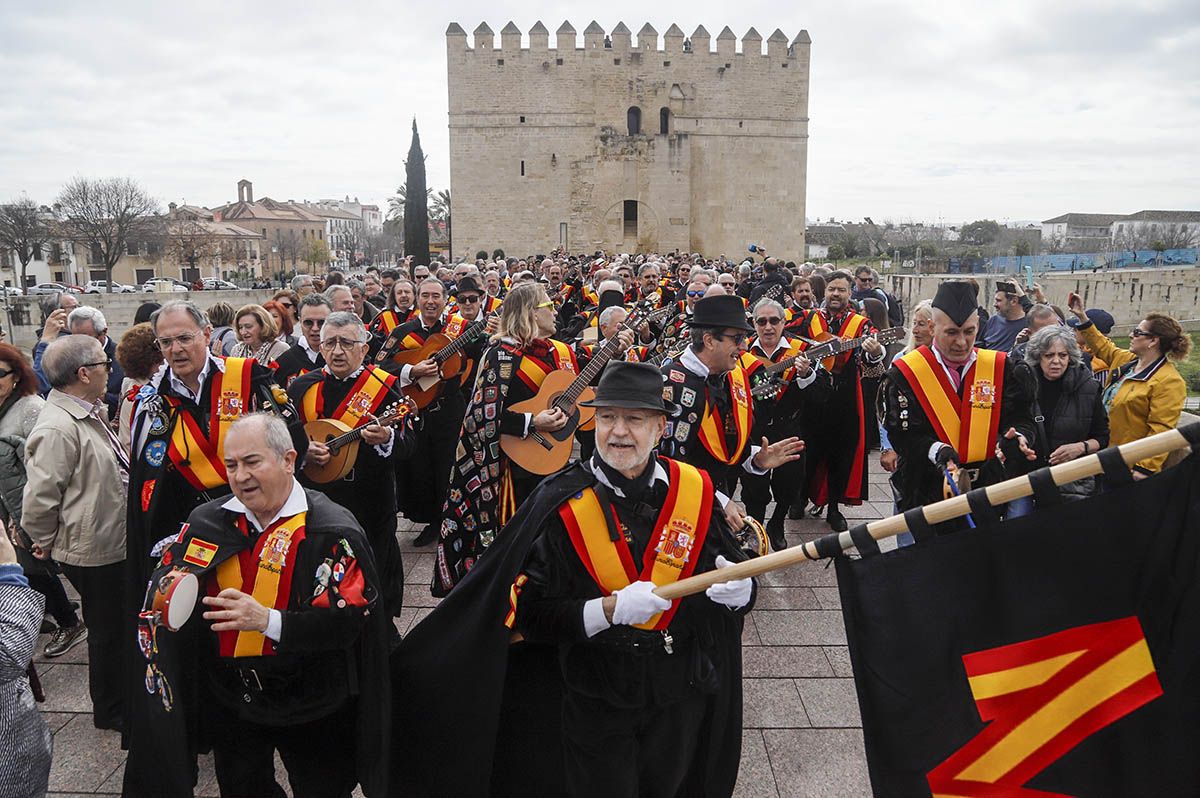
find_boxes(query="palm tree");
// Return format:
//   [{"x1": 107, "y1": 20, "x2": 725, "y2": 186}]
[
  {"x1": 386, "y1": 184, "x2": 433, "y2": 223},
  {"x1": 430, "y1": 189, "x2": 451, "y2": 255}
]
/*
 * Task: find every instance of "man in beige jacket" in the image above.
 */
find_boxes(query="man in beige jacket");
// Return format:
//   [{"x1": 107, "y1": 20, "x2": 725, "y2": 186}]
[{"x1": 24, "y1": 334, "x2": 128, "y2": 732}]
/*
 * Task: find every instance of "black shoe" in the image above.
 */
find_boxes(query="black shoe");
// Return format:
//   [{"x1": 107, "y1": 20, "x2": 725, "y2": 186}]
[
  {"x1": 44, "y1": 623, "x2": 87, "y2": 658},
  {"x1": 40, "y1": 617, "x2": 56, "y2": 635},
  {"x1": 766, "y1": 519, "x2": 788, "y2": 551},
  {"x1": 413, "y1": 524, "x2": 438, "y2": 547},
  {"x1": 787, "y1": 503, "x2": 806, "y2": 521},
  {"x1": 827, "y1": 509, "x2": 848, "y2": 533}
]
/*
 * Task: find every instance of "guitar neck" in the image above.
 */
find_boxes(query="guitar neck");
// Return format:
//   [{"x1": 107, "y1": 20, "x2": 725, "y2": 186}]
[
  {"x1": 764, "y1": 336, "x2": 867, "y2": 375},
  {"x1": 433, "y1": 319, "x2": 486, "y2": 363}
]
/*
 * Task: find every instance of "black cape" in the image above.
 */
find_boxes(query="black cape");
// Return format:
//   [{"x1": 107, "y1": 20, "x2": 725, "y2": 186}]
[
  {"x1": 391, "y1": 462, "x2": 747, "y2": 797},
  {"x1": 122, "y1": 490, "x2": 391, "y2": 797}
]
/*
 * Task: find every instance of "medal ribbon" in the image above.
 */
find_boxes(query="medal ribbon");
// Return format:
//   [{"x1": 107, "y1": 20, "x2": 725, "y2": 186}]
[
  {"x1": 697, "y1": 364, "x2": 753, "y2": 465},
  {"x1": 557, "y1": 459, "x2": 712, "y2": 630},
  {"x1": 213, "y1": 511, "x2": 307, "y2": 658}
]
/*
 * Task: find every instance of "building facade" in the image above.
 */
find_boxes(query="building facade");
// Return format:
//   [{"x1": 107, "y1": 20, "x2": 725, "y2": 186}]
[
  {"x1": 212, "y1": 180, "x2": 327, "y2": 276},
  {"x1": 445, "y1": 21, "x2": 810, "y2": 260},
  {"x1": 1043, "y1": 210, "x2": 1200, "y2": 252}
]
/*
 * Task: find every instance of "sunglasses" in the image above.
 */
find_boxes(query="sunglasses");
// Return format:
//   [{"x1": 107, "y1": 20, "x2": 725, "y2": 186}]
[
  {"x1": 458, "y1": 294, "x2": 482, "y2": 303},
  {"x1": 279, "y1": 301, "x2": 295, "y2": 309},
  {"x1": 0, "y1": 368, "x2": 13, "y2": 379},
  {"x1": 712, "y1": 332, "x2": 748, "y2": 346},
  {"x1": 82, "y1": 359, "x2": 113, "y2": 371},
  {"x1": 301, "y1": 318, "x2": 326, "y2": 328},
  {"x1": 537, "y1": 301, "x2": 554, "y2": 309},
  {"x1": 1130, "y1": 329, "x2": 1156, "y2": 338},
  {"x1": 686, "y1": 290, "x2": 705, "y2": 298},
  {"x1": 755, "y1": 317, "x2": 782, "y2": 326}
]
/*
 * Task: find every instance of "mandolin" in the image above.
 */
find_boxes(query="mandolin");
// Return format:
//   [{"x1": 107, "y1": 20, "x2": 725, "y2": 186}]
[
  {"x1": 303, "y1": 398, "x2": 418, "y2": 484},
  {"x1": 749, "y1": 326, "x2": 905, "y2": 400},
  {"x1": 381, "y1": 314, "x2": 493, "y2": 409},
  {"x1": 501, "y1": 304, "x2": 675, "y2": 475}
]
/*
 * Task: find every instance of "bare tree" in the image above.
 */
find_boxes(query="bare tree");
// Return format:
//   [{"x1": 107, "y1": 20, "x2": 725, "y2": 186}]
[
  {"x1": 0, "y1": 197, "x2": 53, "y2": 289},
  {"x1": 164, "y1": 217, "x2": 220, "y2": 280},
  {"x1": 1116, "y1": 221, "x2": 1198, "y2": 251},
  {"x1": 274, "y1": 228, "x2": 303, "y2": 272},
  {"x1": 56, "y1": 177, "x2": 160, "y2": 292}
]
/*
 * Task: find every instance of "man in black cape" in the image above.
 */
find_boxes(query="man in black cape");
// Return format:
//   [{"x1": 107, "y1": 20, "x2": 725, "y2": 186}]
[
  {"x1": 123, "y1": 413, "x2": 390, "y2": 797},
  {"x1": 391, "y1": 362, "x2": 756, "y2": 797}
]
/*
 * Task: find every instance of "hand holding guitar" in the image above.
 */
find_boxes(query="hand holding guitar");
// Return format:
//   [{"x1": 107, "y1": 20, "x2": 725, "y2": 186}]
[
  {"x1": 533, "y1": 407, "x2": 568, "y2": 432},
  {"x1": 861, "y1": 333, "x2": 884, "y2": 358},
  {"x1": 307, "y1": 440, "x2": 332, "y2": 466},
  {"x1": 794, "y1": 352, "x2": 813, "y2": 377},
  {"x1": 359, "y1": 416, "x2": 391, "y2": 445},
  {"x1": 410, "y1": 359, "x2": 439, "y2": 379}
]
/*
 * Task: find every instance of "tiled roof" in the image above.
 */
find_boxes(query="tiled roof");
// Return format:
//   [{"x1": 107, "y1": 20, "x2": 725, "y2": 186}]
[{"x1": 1041, "y1": 213, "x2": 1123, "y2": 226}]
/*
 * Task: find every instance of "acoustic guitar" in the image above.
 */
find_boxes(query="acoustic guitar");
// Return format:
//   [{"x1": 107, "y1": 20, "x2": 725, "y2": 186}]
[
  {"x1": 381, "y1": 315, "x2": 493, "y2": 410},
  {"x1": 303, "y1": 398, "x2": 418, "y2": 484},
  {"x1": 749, "y1": 326, "x2": 905, "y2": 400},
  {"x1": 501, "y1": 304, "x2": 675, "y2": 475}
]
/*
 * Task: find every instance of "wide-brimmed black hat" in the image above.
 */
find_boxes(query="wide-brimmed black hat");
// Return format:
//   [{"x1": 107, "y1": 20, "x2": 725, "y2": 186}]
[
  {"x1": 692, "y1": 294, "x2": 753, "y2": 332},
  {"x1": 454, "y1": 276, "x2": 482, "y2": 296},
  {"x1": 580, "y1": 362, "x2": 679, "y2": 414}
]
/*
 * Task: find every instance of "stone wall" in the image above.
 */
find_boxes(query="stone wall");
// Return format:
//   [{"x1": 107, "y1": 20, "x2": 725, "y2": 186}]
[
  {"x1": 884, "y1": 268, "x2": 1200, "y2": 331},
  {"x1": 446, "y1": 22, "x2": 810, "y2": 260},
  {"x1": 2, "y1": 289, "x2": 281, "y2": 350}
]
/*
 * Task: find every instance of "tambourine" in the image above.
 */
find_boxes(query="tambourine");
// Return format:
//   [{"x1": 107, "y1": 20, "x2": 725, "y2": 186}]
[
  {"x1": 150, "y1": 568, "x2": 199, "y2": 632},
  {"x1": 735, "y1": 516, "x2": 770, "y2": 558},
  {"x1": 942, "y1": 463, "x2": 973, "y2": 500}
]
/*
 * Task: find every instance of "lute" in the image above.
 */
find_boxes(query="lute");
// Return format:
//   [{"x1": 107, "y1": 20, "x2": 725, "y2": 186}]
[{"x1": 303, "y1": 398, "x2": 418, "y2": 483}]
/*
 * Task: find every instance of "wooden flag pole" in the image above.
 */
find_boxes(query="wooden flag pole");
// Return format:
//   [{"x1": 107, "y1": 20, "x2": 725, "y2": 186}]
[{"x1": 654, "y1": 428, "x2": 1194, "y2": 601}]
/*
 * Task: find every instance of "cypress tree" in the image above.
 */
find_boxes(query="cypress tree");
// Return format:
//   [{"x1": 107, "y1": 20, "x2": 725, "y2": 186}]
[{"x1": 403, "y1": 119, "x2": 430, "y2": 266}]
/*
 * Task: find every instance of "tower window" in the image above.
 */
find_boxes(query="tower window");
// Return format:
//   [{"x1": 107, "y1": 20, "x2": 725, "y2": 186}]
[
  {"x1": 497, "y1": 58, "x2": 504, "y2": 66},
  {"x1": 614, "y1": 57, "x2": 621, "y2": 65},
  {"x1": 627, "y1": 106, "x2": 642, "y2": 135},
  {"x1": 519, "y1": 116, "x2": 526, "y2": 123},
  {"x1": 520, "y1": 160, "x2": 525, "y2": 176},
  {"x1": 623, "y1": 200, "x2": 638, "y2": 238},
  {"x1": 556, "y1": 57, "x2": 563, "y2": 65},
  {"x1": 659, "y1": 107, "x2": 670, "y2": 135}
]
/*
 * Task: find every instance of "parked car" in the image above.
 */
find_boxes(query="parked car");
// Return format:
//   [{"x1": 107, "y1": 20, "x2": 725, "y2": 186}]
[
  {"x1": 84, "y1": 280, "x2": 137, "y2": 294},
  {"x1": 28, "y1": 282, "x2": 72, "y2": 295},
  {"x1": 0, "y1": 286, "x2": 24, "y2": 297},
  {"x1": 142, "y1": 278, "x2": 189, "y2": 293},
  {"x1": 200, "y1": 278, "x2": 238, "y2": 290}
]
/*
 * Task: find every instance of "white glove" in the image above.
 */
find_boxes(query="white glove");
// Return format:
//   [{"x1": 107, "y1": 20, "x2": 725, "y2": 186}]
[
  {"x1": 612, "y1": 580, "x2": 672, "y2": 626},
  {"x1": 705, "y1": 555, "x2": 753, "y2": 610}
]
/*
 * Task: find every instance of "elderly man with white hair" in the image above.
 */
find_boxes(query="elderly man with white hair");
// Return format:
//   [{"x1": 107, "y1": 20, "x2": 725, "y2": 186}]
[{"x1": 65, "y1": 305, "x2": 125, "y2": 416}]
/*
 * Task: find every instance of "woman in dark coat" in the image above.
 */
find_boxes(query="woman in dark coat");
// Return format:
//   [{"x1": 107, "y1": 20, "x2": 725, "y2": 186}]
[{"x1": 1009, "y1": 325, "x2": 1110, "y2": 514}]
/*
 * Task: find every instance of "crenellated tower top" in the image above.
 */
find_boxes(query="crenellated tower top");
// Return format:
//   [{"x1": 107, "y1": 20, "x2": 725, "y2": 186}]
[{"x1": 446, "y1": 21, "x2": 811, "y2": 57}]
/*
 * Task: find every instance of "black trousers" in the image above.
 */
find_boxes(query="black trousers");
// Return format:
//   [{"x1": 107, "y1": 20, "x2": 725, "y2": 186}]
[
  {"x1": 61, "y1": 561, "x2": 125, "y2": 729},
  {"x1": 27, "y1": 569, "x2": 78, "y2": 628},
  {"x1": 397, "y1": 399, "x2": 464, "y2": 524},
  {"x1": 208, "y1": 700, "x2": 357, "y2": 798},
  {"x1": 561, "y1": 688, "x2": 708, "y2": 798}
]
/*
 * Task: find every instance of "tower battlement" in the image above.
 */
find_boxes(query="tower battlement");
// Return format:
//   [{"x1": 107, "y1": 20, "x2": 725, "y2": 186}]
[{"x1": 446, "y1": 20, "x2": 810, "y2": 59}]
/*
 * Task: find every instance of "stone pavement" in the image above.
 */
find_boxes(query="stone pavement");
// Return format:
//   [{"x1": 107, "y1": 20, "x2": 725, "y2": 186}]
[{"x1": 39, "y1": 462, "x2": 897, "y2": 796}]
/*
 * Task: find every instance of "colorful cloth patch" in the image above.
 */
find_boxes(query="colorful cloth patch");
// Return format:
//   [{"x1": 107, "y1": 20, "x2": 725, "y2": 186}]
[
  {"x1": 143, "y1": 439, "x2": 167, "y2": 468},
  {"x1": 182, "y1": 538, "x2": 218, "y2": 568},
  {"x1": 669, "y1": 370, "x2": 686, "y2": 383}
]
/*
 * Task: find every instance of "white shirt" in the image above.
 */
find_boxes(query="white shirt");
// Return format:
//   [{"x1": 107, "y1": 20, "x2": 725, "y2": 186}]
[
  {"x1": 298, "y1": 335, "x2": 320, "y2": 364},
  {"x1": 131, "y1": 354, "x2": 221, "y2": 455},
  {"x1": 167, "y1": 353, "x2": 217, "y2": 403},
  {"x1": 222, "y1": 478, "x2": 309, "y2": 641}
]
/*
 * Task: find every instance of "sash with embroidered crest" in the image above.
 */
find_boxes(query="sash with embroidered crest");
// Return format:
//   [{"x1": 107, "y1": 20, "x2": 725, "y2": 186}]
[
  {"x1": 211, "y1": 511, "x2": 308, "y2": 658},
  {"x1": 166, "y1": 357, "x2": 253, "y2": 491},
  {"x1": 894, "y1": 346, "x2": 1006, "y2": 465},
  {"x1": 555, "y1": 459, "x2": 713, "y2": 630},
  {"x1": 697, "y1": 364, "x2": 754, "y2": 465},
  {"x1": 298, "y1": 366, "x2": 396, "y2": 428}
]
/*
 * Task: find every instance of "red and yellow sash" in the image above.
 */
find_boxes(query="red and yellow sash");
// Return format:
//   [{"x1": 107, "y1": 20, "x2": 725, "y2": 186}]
[
  {"x1": 299, "y1": 367, "x2": 396, "y2": 428},
  {"x1": 399, "y1": 327, "x2": 430, "y2": 352},
  {"x1": 371, "y1": 310, "x2": 403, "y2": 337},
  {"x1": 167, "y1": 357, "x2": 254, "y2": 491},
  {"x1": 514, "y1": 339, "x2": 577, "y2": 392},
  {"x1": 483, "y1": 295, "x2": 504, "y2": 314},
  {"x1": 786, "y1": 308, "x2": 828, "y2": 339},
  {"x1": 557, "y1": 459, "x2": 713, "y2": 630},
  {"x1": 697, "y1": 364, "x2": 754, "y2": 465},
  {"x1": 894, "y1": 346, "x2": 1006, "y2": 464},
  {"x1": 827, "y1": 312, "x2": 869, "y2": 372},
  {"x1": 443, "y1": 313, "x2": 471, "y2": 339},
  {"x1": 212, "y1": 511, "x2": 307, "y2": 658}
]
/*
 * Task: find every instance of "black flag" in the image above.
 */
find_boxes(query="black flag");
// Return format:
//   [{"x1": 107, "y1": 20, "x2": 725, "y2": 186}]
[{"x1": 836, "y1": 454, "x2": 1200, "y2": 796}]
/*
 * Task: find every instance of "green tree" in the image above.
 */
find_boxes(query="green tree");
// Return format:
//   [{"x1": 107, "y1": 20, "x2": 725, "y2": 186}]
[
  {"x1": 827, "y1": 243, "x2": 846, "y2": 261},
  {"x1": 430, "y1": 189, "x2": 451, "y2": 255},
  {"x1": 960, "y1": 219, "x2": 1002, "y2": 246},
  {"x1": 302, "y1": 238, "x2": 332, "y2": 270},
  {"x1": 492, "y1": 248, "x2": 505, "y2": 260},
  {"x1": 475, "y1": 250, "x2": 488, "y2": 261},
  {"x1": 403, "y1": 119, "x2": 431, "y2": 266},
  {"x1": 1013, "y1": 239, "x2": 1033, "y2": 257}
]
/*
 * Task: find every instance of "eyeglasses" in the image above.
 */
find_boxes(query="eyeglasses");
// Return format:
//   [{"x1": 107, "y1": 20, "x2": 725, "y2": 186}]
[
  {"x1": 0, "y1": 368, "x2": 13, "y2": 379},
  {"x1": 320, "y1": 337, "x2": 364, "y2": 351},
  {"x1": 301, "y1": 318, "x2": 326, "y2": 329},
  {"x1": 279, "y1": 301, "x2": 295, "y2": 309},
  {"x1": 755, "y1": 317, "x2": 782, "y2": 326},
  {"x1": 1130, "y1": 329, "x2": 1156, "y2": 338},
  {"x1": 686, "y1": 290, "x2": 705, "y2": 298},
  {"x1": 712, "y1": 332, "x2": 748, "y2": 346},
  {"x1": 856, "y1": 276, "x2": 874, "y2": 283},
  {"x1": 536, "y1": 301, "x2": 555, "y2": 309},
  {"x1": 82, "y1": 359, "x2": 112, "y2": 371},
  {"x1": 458, "y1": 294, "x2": 482, "y2": 303},
  {"x1": 155, "y1": 332, "x2": 201, "y2": 351}
]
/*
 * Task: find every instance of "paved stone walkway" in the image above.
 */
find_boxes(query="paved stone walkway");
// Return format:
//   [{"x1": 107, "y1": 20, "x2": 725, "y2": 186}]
[{"x1": 40, "y1": 462, "x2": 896, "y2": 796}]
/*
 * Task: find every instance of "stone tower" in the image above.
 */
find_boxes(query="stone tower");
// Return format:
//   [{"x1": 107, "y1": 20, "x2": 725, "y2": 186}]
[{"x1": 445, "y1": 21, "x2": 811, "y2": 260}]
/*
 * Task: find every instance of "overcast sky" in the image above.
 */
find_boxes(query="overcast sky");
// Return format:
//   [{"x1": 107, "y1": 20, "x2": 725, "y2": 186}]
[{"x1": 1, "y1": 1, "x2": 1196, "y2": 226}]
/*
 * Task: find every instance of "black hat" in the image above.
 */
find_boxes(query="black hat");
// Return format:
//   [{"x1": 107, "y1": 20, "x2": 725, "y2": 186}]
[
  {"x1": 692, "y1": 294, "x2": 754, "y2": 332},
  {"x1": 598, "y1": 289, "x2": 625, "y2": 314},
  {"x1": 580, "y1": 362, "x2": 679, "y2": 414},
  {"x1": 932, "y1": 282, "x2": 980, "y2": 327},
  {"x1": 1067, "y1": 308, "x2": 1115, "y2": 335},
  {"x1": 454, "y1": 276, "x2": 482, "y2": 296}
]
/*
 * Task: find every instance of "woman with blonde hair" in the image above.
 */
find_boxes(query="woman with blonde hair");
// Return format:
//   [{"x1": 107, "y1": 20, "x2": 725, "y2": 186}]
[
  {"x1": 432, "y1": 282, "x2": 582, "y2": 596},
  {"x1": 1068, "y1": 294, "x2": 1189, "y2": 478},
  {"x1": 230, "y1": 303, "x2": 290, "y2": 367}
]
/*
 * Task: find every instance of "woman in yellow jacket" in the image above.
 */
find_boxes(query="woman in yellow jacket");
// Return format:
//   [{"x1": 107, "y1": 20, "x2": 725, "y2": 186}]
[{"x1": 1067, "y1": 293, "x2": 1189, "y2": 477}]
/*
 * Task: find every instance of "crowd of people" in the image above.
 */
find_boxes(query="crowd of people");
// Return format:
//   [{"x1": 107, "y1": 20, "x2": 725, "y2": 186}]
[{"x1": 0, "y1": 249, "x2": 1191, "y2": 797}]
